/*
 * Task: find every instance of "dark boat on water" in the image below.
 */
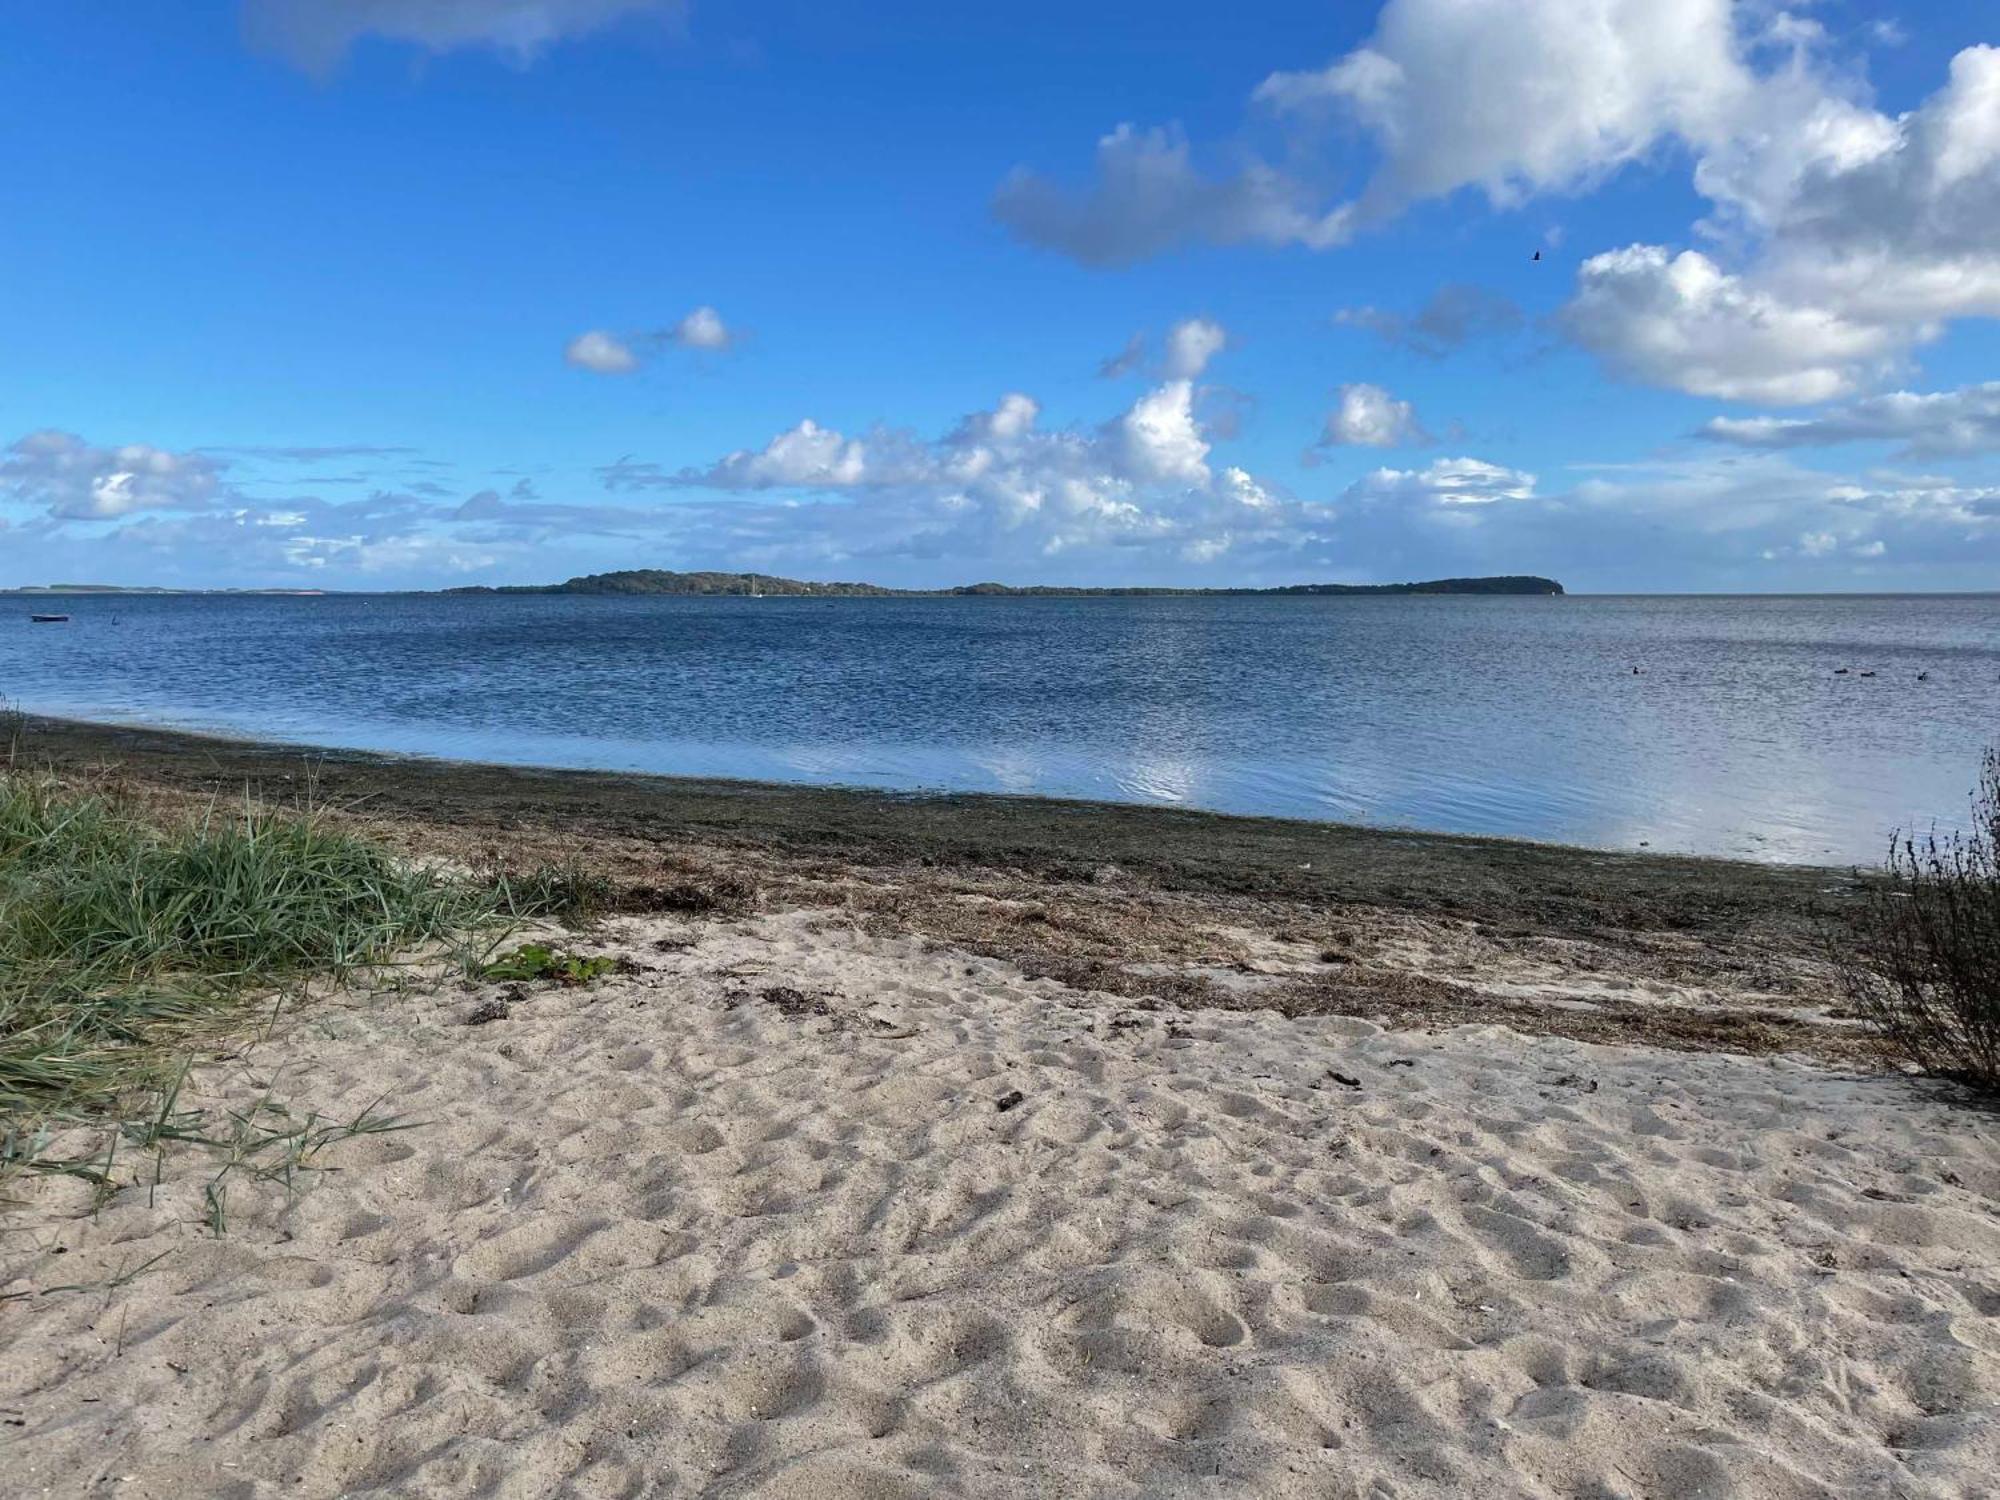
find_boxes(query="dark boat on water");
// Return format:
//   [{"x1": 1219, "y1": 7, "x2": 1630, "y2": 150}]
[{"x1": 29, "y1": 614, "x2": 70, "y2": 623}]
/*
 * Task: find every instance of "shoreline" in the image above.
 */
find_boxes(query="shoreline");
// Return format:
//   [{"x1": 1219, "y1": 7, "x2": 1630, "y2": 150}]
[{"x1": 17, "y1": 713, "x2": 1860, "y2": 946}]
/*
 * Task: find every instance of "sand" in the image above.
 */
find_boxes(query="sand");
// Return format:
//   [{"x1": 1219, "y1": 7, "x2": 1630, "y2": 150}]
[{"x1": 5, "y1": 907, "x2": 1998, "y2": 1499}]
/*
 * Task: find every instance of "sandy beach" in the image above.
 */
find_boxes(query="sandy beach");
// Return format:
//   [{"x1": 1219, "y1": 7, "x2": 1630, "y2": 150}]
[{"x1": 4, "y1": 724, "x2": 1998, "y2": 1498}]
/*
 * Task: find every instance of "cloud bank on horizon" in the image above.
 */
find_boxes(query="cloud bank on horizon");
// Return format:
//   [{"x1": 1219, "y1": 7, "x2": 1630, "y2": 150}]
[{"x1": 2, "y1": 0, "x2": 1996, "y2": 591}]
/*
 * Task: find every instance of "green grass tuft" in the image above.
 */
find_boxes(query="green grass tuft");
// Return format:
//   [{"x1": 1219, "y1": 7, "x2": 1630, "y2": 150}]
[{"x1": 0, "y1": 772, "x2": 500, "y2": 1161}]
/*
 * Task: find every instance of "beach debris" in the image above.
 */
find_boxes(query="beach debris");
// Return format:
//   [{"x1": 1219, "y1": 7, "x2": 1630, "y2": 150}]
[
  {"x1": 995, "y1": 1089, "x2": 1027, "y2": 1113},
  {"x1": 1385, "y1": 1058, "x2": 1416, "y2": 1069},
  {"x1": 464, "y1": 998, "x2": 512, "y2": 1025},
  {"x1": 637, "y1": 856, "x2": 761, "y2": 916},
  {"x1": 762, "y1": 985, "x2": 831, "y2": 1019},
  {"x1": 1553, "y1": 1072, "x2": 1599, "y2": 1093},
  {"x1": 1327, "y1": 1071, "x2": 1362, "y2": 1089}
]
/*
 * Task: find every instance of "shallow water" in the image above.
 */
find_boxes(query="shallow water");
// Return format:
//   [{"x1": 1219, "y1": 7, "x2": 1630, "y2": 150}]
[{"x1": 4, "y1": 591, "x2": 1995, "y2": 863}]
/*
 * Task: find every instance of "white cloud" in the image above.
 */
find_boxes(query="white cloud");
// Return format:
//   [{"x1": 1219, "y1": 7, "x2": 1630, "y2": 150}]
[
  {"x1": 12, "y1": 426, "x2": 1994, "y2": 593},
  {"x1": 1000, "y1": 4, "x2": 2000, "y2": 408},
  {"x1": 668, "y1": 305, "x2": 733, "y2": 351},
  {"x1": 1732, "y1": 45, "x2": 2000, "y2": 329},
  {"x1": 1000, "y1": 0, "x2": 1754, "y2": 262},
  {"x1": 1345, "y1": 456, "x2": 1535, "y2": 507},
  {"x1": 1560, "y1": 245, "x2": 1913, "y2": 404},
  {"x1": 653, "y1": 372, "x2": 1332, "y2": 569},
  {"x1": 688, "y1": 419, "x2": 874, "y2": 490},
  {"x1": 1702, "y1": 383, "x2": 2000, "y2": 458},
  {"x1": 1562, "y1": 41, "x2": 2000, "y2": 402},
  {"x1": 1319, "y1": 383, "x2": 1429, "y2": 448},
  {"x1": 1256, "y1": 0, "x2": 1750, "y2": 219},
  {"x1": 244, "y1": 0, "x2": 679, "y2": 72},
  {"x1": 280, "y1": 530, "x2": 499, "y2": 574},
  {"x1": 0, "y1": 431, "x2": 226, "y2": 520},
  {"x1": 1160, "y1": 317, "x2": 1228, "y2": 380},
  {"x1": 564, "y1": 329, "x2": 640, "y2": 375},
  {"x1": 1112, "y1": 381, "x2": 1210, "y2": 484},
  {"x1": 565, "y1": 307, "x2": 736, "y2": 373}
]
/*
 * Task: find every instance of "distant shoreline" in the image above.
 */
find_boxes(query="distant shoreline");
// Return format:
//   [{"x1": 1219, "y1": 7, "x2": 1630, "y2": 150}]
[
  {"x1": 441, "y1": 568, "x2": 1566, "y2": 599},
  {"x1": 1, "y1": 572, "x2": 1566, "y2": 599}
]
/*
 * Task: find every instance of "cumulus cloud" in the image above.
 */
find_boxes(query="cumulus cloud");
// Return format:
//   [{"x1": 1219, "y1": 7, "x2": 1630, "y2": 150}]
[
  {"x1": 1549, "y1": 37, "x2": 2000, "y2": 403},
  {"x1": 1560, "y1": 40, "x2": 2000, "y2": 403},
  {"x1": 244, "y1": 0, "x2": 679, "y2": 72},
  {"x1": 566, "y1": 307, "x2": 737, "y2": 374},
  {"x1": 992, "y1": 124, "x2": 1351, "y2": 266},
  {"x1": 1001, "y1": 4, "x2": 2000, "y2": 406},
  {"x1": 1318, "y1": 384, "x2": 1430, "y2": 448},
  {"x1": 1335, "y1": 284, "x2": 1524, "y2": 359},
  {"x1": 1559, "y1": 246, "x2": 1912, "y2": 404},
  {"x1": 651, "y1": 368, "x2": 1331, "y2": 569},
  {"x1": 1701, "y1": 383, "x2": 2000, "y2": 459},
  {"x1": 1256, "y1": 0, "x2": 1749, "y2": 219},
  {"x1": 999, "y1": 0, "x2": 1752, "y2": 263},
  {"x1": 564, "y1": 329, "x2": 641, "y2": 375},
  {"x1": 682, "y1": 419, "x2": 877, "y2": 490},
  {"x1": 0, "y1": 431, "x2": 227, "y2": 521},
  {"x1": 12, "y1": 423, "x2": 1995, "y2": 593}
]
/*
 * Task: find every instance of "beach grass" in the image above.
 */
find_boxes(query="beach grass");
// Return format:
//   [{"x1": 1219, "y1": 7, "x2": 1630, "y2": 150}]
[{"x1": 0, "y1": 769, "x2": 586, "y2": 1184}]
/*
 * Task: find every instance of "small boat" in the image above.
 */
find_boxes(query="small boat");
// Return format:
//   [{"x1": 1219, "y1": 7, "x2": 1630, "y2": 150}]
[{"x1": 30, "y1": 613, "x2": 70, "y2": 623}]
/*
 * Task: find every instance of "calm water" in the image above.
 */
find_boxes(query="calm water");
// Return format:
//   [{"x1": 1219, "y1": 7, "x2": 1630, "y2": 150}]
[{"x1": 3, "y1": 592, "x2": 1996, "y2": 864}]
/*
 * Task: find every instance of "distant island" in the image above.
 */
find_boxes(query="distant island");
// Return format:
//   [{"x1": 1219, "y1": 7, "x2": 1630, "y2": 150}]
[{"x1": 444, "y1": 570, "x2": 1564, "y2": 598}]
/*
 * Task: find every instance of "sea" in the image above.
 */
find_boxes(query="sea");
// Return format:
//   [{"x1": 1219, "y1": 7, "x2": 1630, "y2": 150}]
[{"x1": 4, "y1": 591, "x2": 1996, "y2": 865}]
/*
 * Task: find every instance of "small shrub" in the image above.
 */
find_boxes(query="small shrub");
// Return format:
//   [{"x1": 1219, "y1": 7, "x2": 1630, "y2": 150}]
[
  {"x1": 476, "y1": 943, "x2": 619, "y2": 986},
  {"x1": 1837, "y1": 747, "x2": 2000, "y2": 1093}
]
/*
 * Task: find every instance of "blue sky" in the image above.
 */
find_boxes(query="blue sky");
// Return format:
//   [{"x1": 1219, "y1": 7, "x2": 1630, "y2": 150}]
[{"x1": 2, "y1": 0, "x2": 1997, "y2": 592}]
